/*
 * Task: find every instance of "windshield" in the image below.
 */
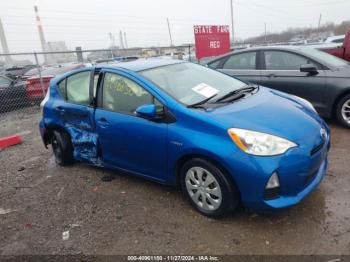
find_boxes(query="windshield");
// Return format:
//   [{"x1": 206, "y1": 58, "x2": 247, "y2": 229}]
[
  {"x1": 139, "y1": 62, "x2": 247, "y2": 105},
  {"x1": 301, "y1": 48, "x2": 349, "y2": 68}
]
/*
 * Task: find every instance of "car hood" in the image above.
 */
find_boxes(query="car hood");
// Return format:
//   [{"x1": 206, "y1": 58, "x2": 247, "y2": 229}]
[{"x1": 203, "y1": 87, "x2": 326, "y2": 142}]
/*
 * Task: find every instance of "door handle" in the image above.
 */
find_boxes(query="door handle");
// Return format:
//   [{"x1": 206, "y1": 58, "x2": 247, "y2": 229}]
[
  {"x1": 97, "y1": 117, "x2": 110, "y2": 128},
  {"x1": 265, "y1": 74, "x2": 276, "y2": 78},
  {"x1": 55, "y1": 106, "x2": 65, "y2": 113}
]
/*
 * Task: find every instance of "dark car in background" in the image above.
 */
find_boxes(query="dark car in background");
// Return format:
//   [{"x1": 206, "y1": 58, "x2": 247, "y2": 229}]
[
  {"x1": 207, "y1": 46, "x2": 350, "y2": 128},
  {"x1": 0, "y1": 74, "x2": 27, "y2": 113},
  {"x1": 26, "y1": 64, "x2": 84, "y2": 104},
  {"x1": 2, "y1": 65, "x2": 37, "y2": 79}
]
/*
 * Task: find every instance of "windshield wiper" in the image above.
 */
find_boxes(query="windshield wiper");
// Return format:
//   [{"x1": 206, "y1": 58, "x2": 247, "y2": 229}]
[
  {"x1": 215, "y1": 85, "x2": 259, "y2": 103},
  {"x1": 187, "y1": 93, "x2": 218, "y2": 108}
]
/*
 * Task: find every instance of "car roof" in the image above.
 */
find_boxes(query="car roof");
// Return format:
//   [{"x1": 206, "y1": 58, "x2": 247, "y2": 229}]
[
  {"x1": 96, "y1": 58, "x2": 185, "y2": 72},
  {"x1": 206, "y1": 45, "x2": 317, "y2": 64},
  {"x1": 228, "y1": 45, "x2": 307, "y2": 54}
]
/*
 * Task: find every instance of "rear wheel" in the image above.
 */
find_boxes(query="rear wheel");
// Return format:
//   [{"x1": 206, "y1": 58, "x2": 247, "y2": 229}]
[
  {"x1": 51, "y1": 130, "x2": 74, "y2": 166},
  {"x1": 180, "y1": 158, "x2": 240, "y2": 218},
  {"x1": 336, "y1": 94, "x2": 350, "y2": 128}
]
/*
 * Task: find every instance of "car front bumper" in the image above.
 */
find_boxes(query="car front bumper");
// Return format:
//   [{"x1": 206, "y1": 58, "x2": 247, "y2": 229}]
[
  {"x1": 221, "y1": 126, "x2": 330, "y2": 213},
  {"x1": 264, "y1": 157, "x2": 327, "y2": 209}
]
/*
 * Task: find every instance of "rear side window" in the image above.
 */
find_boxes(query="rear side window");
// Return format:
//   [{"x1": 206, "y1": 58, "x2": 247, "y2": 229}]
[
  {"x1": 102, "y1": 72, "x2": 154, "y2": 114},
  {"x1": 332, "y1": 38, "x2": 344, "y2": 43},
  {"x1": 58, "y1": 79, "x2": 66, "y2": 99},
  {"x1": 66, "y1": 71, "x2": 91, "y2": 105},
  {"x1": 207, "y1": 60, "x2": 222, "y2": 69},
  {"x1": 222, "y1": 52, "x2": 256, "y2": 70}
]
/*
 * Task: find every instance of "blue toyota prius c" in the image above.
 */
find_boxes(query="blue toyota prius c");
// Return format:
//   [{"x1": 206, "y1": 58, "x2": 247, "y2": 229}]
[{"x1": 39, "y1": 59, "x2": 330, "y2": 217}]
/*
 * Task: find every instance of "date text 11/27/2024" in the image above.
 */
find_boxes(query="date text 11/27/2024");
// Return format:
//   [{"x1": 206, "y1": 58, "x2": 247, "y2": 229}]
[{"x1": 127, "y1": 255, "x2": 219, "y2": 261}]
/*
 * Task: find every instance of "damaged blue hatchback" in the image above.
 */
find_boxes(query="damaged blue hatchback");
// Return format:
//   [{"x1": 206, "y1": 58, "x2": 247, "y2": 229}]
[{"x1": 40, "y1": 59, "x2": 330, "y2": 217}]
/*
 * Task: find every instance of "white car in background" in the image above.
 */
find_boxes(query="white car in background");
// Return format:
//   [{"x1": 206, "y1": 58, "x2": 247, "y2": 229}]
[{"x1": 324, "y1": 35, "x2": 345, "y2": 44}]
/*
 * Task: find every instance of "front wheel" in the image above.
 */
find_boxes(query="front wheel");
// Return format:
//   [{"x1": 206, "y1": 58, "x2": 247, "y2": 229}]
[
  {"x1": 180, "y1": 158, "x2": 240, "y2": 218},
  {"x1": 336, "y1": 94, "x2": 350, "y2": 128}
]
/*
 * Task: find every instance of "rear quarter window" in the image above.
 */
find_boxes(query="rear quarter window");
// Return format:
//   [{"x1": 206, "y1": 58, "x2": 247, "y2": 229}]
[
  {"x1": 57, "y1": 79, "x2": 66, "y2": 99},
  {"x1": 207, "y1": 60, "x2": 222, "y2": 69},
  {"x1": 66, "y1": 71, "x2": 91, "y2": 105}
]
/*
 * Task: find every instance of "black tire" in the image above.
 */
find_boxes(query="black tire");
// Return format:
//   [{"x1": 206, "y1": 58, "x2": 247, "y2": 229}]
[
  {"x1": 336, "y1": 94, "x2": 350, "y2": 128},
  {"x1": 51, "y1": 130, "x2": 74, "y2": 166},
  {"x1": 180, "y1": 158, "x2": 240, "y2": 218}
]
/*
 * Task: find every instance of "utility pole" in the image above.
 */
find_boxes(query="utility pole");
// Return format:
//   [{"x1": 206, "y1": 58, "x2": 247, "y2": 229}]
[
  {"x1": 167, "y1": 18, "x2": 173, "y2": 46},
  {"x1": 318, "y1": 14, "x2": 322, "y2": 39},
  {"x1": 124, "y1": 32, "x2": 128, "y2": 49},
  {"x1": 318, "y1": 14, "x2": 322, "y2": 30},
  {"x1": 0, "y1": 17, "x2": 12, "y2": 64},
  {"x1": 230, "y1": 0, "x2": 234, "y2": 44},
  {"x1": 264, "y1": 23, "x2": 267, "y2": 44},
  {"x1": 119, "y1": 30, "x2": 124, "y2": 49},
  {"x1": 109, "y1": 32, "x2": 116, "y2": 47}
]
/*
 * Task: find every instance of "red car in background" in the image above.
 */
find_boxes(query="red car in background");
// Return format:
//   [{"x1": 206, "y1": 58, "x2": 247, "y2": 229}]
[
  {"x1": 26, "y1": 64, "x2": 84, "y2": 104},
  {"x1": 319, "y1": 29, "x2": 350, "y2": 62}
]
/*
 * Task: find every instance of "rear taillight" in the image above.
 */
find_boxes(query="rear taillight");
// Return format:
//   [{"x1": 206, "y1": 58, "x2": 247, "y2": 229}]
[{"x1": 26, "y1": 79, "x2": 36, "y2": 89}]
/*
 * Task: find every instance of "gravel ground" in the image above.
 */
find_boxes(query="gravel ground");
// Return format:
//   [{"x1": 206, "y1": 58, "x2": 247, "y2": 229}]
[{"x1": 0, "y1": 109, "x2": 349, "y2": 256}]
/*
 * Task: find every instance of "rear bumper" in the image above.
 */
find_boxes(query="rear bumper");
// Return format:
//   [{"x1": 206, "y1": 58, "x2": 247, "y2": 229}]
[{"x1": 39, "y1": 119, "x2": 47, "y2": 146}]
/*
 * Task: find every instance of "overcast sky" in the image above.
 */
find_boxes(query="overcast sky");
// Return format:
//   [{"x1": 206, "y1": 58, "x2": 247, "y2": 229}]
[{"x1": 0, "y1": 0, "x2": 349, "y2": 53}]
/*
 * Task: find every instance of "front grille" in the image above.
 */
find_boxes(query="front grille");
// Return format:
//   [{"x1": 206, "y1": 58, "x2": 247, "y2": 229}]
[
  {"x1": 264, "y1": 187, "x2": 280, "y2": 200},
  {"x1": 310, "y1": 142, "x2": 324, "y2": 156}
]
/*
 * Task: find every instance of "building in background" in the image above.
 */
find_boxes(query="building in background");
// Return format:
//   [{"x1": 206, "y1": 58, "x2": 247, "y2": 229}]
[{"x1": 47, "y1": 41, "x2": 75, "y2": 64}]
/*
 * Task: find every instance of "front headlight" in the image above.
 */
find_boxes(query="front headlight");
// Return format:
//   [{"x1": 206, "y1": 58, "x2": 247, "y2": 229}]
[
  {"x1": 228, "y1": 128, "x2": 297, "y2": 156},
  {"x1": 292, "y1": 96, "x2": 316, "y2": 112}
]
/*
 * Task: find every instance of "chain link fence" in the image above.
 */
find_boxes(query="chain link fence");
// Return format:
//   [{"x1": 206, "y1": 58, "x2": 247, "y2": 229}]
[{"x1": 0, "y1": 45, "x2": 195, "y2": 137}]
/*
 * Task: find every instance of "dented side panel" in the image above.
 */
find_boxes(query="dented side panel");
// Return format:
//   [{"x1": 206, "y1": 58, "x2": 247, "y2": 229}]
[
  {"x1": 61, "y1": 103, "x2": 101, "y2": 165},
  {"x1": 65, "y1": 124, "x2": 100, "y2": 165}
]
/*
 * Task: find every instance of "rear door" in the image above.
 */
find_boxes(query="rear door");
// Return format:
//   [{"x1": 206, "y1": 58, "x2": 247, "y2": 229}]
[
  {"x1": 259, "y1": 50, "x2": 327, "y2": 112},
  {"x1": 210, "y1": 51, "x2": 261, "y2": 84},
  {"x1": 54, "y1": 69, "x2": 98, "y2": 162},
  {"x1": 94, "y1": 70, "x2": 168, "y2": 181}
]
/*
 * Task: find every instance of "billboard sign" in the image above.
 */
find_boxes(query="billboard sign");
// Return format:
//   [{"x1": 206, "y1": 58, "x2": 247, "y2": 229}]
[{"x1": 193, "y1": 25, "x2": 230, "y2": 59}]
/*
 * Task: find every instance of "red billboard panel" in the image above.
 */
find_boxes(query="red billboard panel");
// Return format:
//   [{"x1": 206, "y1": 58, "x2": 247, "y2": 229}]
[{"x1": 194, "y1": 25, "x2": 230, "y2": 59}]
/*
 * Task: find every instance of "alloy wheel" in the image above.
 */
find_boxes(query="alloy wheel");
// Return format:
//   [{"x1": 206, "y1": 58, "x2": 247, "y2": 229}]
[
  {"x1": 185, "y1": 166, "x2": 222, "y2": 211},
  {"x1": 341, "y1": 98, "x2": 350, "y2": 125}
]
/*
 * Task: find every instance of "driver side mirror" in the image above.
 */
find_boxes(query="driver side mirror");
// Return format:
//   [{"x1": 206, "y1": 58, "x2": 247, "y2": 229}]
[
  {"x1": 135, "y1": 104, "x2": 158, "y2": 119},
  {"x1": 300, "y1": 64, "x2": 318, "y2": 75}
]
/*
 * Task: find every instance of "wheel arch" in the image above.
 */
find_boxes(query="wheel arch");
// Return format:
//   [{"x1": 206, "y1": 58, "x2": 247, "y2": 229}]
[
  {"x1": 332, "y1": 87, "x2": 350, "y2": 117},
  {"x1": 43, "y1": 124, "x2": 72, "y2": 147}
]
